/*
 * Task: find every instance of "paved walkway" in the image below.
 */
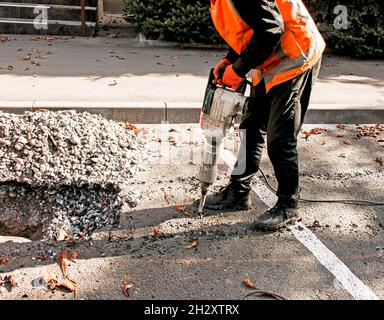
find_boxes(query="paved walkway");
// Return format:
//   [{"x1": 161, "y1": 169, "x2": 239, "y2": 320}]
[{"x1": 0, "y1": 35, "x2": 383, "y2": 123}]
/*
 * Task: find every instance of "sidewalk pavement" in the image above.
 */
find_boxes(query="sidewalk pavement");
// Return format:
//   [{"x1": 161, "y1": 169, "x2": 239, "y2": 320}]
[{"x1": 0, "y1": 35, "x2": 383, "y2": 123}]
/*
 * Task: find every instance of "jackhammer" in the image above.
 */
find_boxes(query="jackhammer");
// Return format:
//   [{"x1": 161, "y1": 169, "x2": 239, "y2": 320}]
[{"x1": 197, "y1": 69, "x2": 252, "y2": 216}]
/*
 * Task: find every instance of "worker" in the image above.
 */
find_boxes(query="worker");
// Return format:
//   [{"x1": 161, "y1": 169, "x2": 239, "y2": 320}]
[{"x1": 204, "y1": 0, "x2": 325, "y2": 230}]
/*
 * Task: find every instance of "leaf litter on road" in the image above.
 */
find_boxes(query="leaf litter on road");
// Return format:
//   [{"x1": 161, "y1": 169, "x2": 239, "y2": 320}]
[
  {"x1": 59, "y1": 278, "x2": 77, "y2": 292},
  {"x1": 375, "y1": 157, "x2": 384, "y2": 166},
  {"x1": 300, "y1": 128, "x2": 326, "y2": 140},
  {"x1": 184, "y1": 239, "x2": 199, "y2": 249},
  {"x1": 123, "y1": 122, "x2": 141, "y2": 135},
  {"x1": 0, "y1": 257, "x2": 9, "y2": 265},
  {"x1": 0, "y1": 35, "x2": 10, "y2": 42},
  {"x1": 123, "y1": 276, "x2": 134, "y2": 297},
  {"x1": 19, "y1": 55, "x2": 31, "y2": 61},
  {"x1": 57, "y1": 250, "x2": 70, "y2": 278},
  {"x1": 37, "y1": 250, "x2": 80, "y2": 292},
  {"x1": 57, "y1": 250, "x2": 78, "y2": 278},
  {"x1": 163, "y1": 192, "x2": 174, "y2": 204},
  {"x1": 36, "y1": 255, "x2": 48, "y2": 262},
  {"x1": 154, "y1": 227, "x2": 165, "y2": 238},
  {"x1": 176, "y1": 204, "x2": 193, "y2": 217},
  {"x1": 355, "y1": 124, "x2": 384, "y2": 140},
  {"x1": 243, "y1": 278, "x2": 257, "y2": 289},
  {"x1": 0, "y1": 275, "x2": 18, "y2": 292},
  {"x1": 337, "y1": 124, "x2": 348, "y2": 131}
]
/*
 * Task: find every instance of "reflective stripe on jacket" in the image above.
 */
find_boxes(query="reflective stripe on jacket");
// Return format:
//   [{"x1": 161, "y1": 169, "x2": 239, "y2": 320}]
[{"x1": 210, "y1": 0, "x2": 325, "y2": 92}]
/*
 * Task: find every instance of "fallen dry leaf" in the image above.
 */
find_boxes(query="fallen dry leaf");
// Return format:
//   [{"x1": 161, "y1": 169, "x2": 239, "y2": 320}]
[
  {"x1": 68, "y1": 251, "x2": 78, "y2": 262},
  {"x1": 34, "y1": 36, "x2": 59, "y2": 41},
  {"x1": 36, "y1": 255, "x2": 48, "y2": 261},
  {"x1": 123, "y1": 122, "x2": 141, "y2": 135},
  {"x1": 336, "y1": 124, "x2": 347, "y2": 131},
  {"x1": 0, "y1": 275, "x2": 18, "y2": 291},
  {"x1": 184, "y1": 239, "x2": 199, "y2": 249},
  {"x1": 122, "y1": 275, "x2": 134, "y2": 297},
  {"x1": 175, "y1": 204, "x2": 192, "y2": 217},
  {"x1": 37, "y1": 108, "x2": 49, "y2": 112},
  {"x1": 169, "y1": 137, "x2": 177, "y2": 145},
  {"x1": 312, "y1": 219, "x2": 322, "y2": 228},
  {"x1": 57, "y1": 251, "x2": 69, "y2": 278},
  {"x1": 310, "y1": 128, "x2": 326, "y2": 135},
  {"x1": 355, "y1": 124, "x2": 383, "y2": 140},
  {"x1": 0, "y1": 257, "x2": 9, "y2": 265},
  {"x1": 59, "y1": 278, "x2": 77, "y2": 292},
  {"x1": 164, "y1": 192, "x2": 174, "y2": 204},
  {"x1": 0, "y1": 35, "x2": 10, "y2": 42},
  {"x1": 301, "y1": 128, "x2": 326, "y2": 140},
  {"x1": 153, "y1": 228, "x2": 164, "y2": 238},
  {"x1": 243, "y1": 278, "x2": 258, "y2": 289},
  {"x1": 19, "y1": 55, "x2": 31, "y2": 61},
  {"x1": 176, "y1": 205, "x2": 186, "y2": 213},
  {"x1": 108, "y1": 33, "x2": 120, "y2": 38},
  {"x1": 7, "y1": 275, "x2": 18, "y2": 288},
  {"x1": 31, "y1": 60, "x2": 40, "y2": 66},
  {"x1": 375, "y1": 157, "x2": 384, "y2": 166},
  {"x1": 43, "y1": 272, "x2": 59, "y2": 290},
  {"x1": 343, "y1": 140, "x2": 352, "y2": 145},
  {"x1": 123, "y1": 283, "x2": 134, "y2": 297},
  {"x1": 47, "y1": 278, "x2": 58, "y2": 290}
]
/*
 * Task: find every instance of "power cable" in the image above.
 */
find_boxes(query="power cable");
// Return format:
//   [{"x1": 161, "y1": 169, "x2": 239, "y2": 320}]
[{"x1": 258, "y1": 168, "x2": 384, "y2": 206}]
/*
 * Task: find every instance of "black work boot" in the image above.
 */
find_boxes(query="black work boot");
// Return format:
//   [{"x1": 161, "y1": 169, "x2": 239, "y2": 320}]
[
  {"x1": 204, "y1": 178, "x2": 252, "y2": 210},
  {"x1": 254, "y1": 205, "x2": 301, "y2": 230}
]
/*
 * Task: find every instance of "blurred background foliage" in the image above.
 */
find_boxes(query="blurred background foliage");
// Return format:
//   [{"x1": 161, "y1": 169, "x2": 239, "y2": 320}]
[{"x1": 124, "y1": 0, "x2": 383, "y2": 58}]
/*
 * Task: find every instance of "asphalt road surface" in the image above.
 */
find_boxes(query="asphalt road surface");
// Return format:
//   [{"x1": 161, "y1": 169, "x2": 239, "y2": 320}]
[{"x1": 0, "y1": 124, "x2": 383, "y2": 300}]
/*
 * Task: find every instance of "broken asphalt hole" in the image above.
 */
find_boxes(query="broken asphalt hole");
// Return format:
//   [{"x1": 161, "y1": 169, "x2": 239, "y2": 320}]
[{"x1": 0, "y1": 182, "x2": 121, "y2": 240}]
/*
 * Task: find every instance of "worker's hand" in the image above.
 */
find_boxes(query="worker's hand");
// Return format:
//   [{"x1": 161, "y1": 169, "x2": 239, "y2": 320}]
[
  {"x1": 213, "y1": 58, "x2": 231, "y2": 80},
  {"x1": 222, "y1": 64, "x2": 244, "y2": 90}
]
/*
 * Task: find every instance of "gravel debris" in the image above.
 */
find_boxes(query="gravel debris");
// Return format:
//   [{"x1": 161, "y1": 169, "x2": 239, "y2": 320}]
[{"x1": 0, "y1": 110, "x2": 146, "y2": 239}]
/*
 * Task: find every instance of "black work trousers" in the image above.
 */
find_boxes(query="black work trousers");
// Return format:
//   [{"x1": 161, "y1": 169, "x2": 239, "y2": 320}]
[{"x1": 231, "y1": 59, "x2": 322, "y2": 208}]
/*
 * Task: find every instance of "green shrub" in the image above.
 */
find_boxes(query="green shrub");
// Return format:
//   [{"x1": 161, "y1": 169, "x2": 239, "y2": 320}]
[
  {"x1": 124, "y1": 0, "x2": 222, "y2": 44},
  {"x1": 125, "y1": 0, "x2": 384, "y2": 58},
  {"x1": 305, "y1": 0, "x2": 383, "y2": 58}
]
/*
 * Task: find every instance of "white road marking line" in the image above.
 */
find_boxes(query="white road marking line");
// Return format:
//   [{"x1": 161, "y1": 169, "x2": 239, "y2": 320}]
[{"x1": 221, "y1": 149, "x2": 379, "y2": 300}]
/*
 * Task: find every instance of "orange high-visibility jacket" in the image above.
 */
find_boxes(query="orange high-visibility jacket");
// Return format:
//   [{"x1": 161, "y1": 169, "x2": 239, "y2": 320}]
[{"x1": 210, "y1": 0, "x2": 325, "y2": 92}]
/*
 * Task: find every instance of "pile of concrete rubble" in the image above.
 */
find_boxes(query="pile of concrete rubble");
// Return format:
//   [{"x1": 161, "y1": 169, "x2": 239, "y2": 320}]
[{"x1": 0, "y1": 110, "x2": 145, "y2": 240}]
